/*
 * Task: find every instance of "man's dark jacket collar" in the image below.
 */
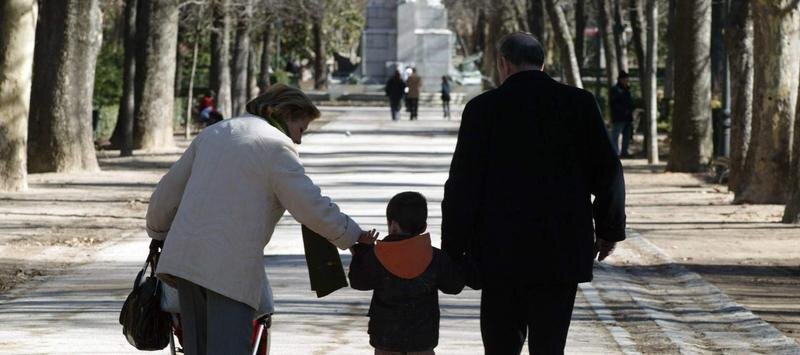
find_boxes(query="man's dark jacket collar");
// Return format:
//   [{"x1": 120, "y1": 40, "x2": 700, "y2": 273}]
[{"x1": 500, "y1": 70, "x2": 553, "y2": 87}]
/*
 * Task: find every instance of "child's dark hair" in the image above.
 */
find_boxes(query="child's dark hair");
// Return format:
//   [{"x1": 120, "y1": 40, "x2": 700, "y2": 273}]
[{"x1": 386, "y1": 191, "x2": 428, "y2": 235}]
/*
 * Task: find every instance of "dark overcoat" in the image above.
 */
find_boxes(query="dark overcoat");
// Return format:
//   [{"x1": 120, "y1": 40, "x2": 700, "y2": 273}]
[
  {"x1": 441, "y1": 70, "x2": 626, "y2": 288},
  {"x1": 385, "y1": 77, "x2": 406, "y2": 102},
  {"x1": 610, "y1": 83, "x2": 634, "y2": 123}
]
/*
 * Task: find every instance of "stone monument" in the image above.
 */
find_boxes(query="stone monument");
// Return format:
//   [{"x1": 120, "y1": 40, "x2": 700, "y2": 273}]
[{"x1": 361, "y1": 0, "x2": 452, "y2": 91}]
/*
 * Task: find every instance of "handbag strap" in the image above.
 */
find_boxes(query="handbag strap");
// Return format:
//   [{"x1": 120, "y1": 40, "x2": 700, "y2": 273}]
[
  {"x1": 147, "y1": 239, "x2": 163, "y2": 277},
  {"x1": 132, "y1": 242, "x2": 162, "y2": 289}
]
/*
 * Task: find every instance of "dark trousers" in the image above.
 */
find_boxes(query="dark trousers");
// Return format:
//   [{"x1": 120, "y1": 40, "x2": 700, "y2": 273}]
[
  {"x1": 408, "y1": 98, "x2": 419, "y2": 120},
  {"x1": 480, "y1": 283, "x2": 578, "y2": 355},
  {"x1": 390, "y1": 98, "x2": 402, "y2": 121},
  {"x1": 176, "y1": 278, "x2": 255, "y2": 355},
  {"x1": 611, "y1": 121, "x2": 633, "y2": 156}
]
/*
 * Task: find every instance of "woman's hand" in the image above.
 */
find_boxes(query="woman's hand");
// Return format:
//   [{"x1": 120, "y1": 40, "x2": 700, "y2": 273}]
[{"x1": 357, "y1": 229, "x2": 379, "y2": 245}]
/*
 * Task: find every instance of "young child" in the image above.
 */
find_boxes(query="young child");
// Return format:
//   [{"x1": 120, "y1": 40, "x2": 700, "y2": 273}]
[{"x1": 349, "y1": 191, "x2": 465, "y2": 355}]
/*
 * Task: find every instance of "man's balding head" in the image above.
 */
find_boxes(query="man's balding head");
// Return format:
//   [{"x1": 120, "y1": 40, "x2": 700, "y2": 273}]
[
  {"x1": 498, "y1": 32, "x2": 545, "y2": 68},
  {"x1": 495, "y1": 32, "x2": 546, "y2": 84}
]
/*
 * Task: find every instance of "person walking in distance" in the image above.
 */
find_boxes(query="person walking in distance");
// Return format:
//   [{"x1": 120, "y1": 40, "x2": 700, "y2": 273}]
[
  {"x1": 406, "y1": 68, "x2": 422, "y2": 121},
  {"x1": 441, "y1": 32, "x2": 626, "y2": 354},
  {"x1": 441, "y1": 76, "x2": 451, "y2": 119},
  {"x1": 385, "y1": 70, "x2": 406, "y2": 121},
  {"x1": 609, "y1": 71, "x2": 635, "y2": 157},
  {"x1": 403, "y1": 67, "x2": 413, "y2": 113},
  {"x1": 197, "y1": 90, "x2": 215, "y2": 123}
]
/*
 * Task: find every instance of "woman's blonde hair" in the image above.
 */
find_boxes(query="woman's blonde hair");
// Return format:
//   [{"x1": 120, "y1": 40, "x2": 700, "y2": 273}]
[{"x1": 245, "y1": 84, "x2": 320, "y2": 122}]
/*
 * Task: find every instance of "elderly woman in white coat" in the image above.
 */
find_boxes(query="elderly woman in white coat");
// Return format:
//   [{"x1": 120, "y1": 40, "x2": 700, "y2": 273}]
[{"x1": 145, "y1": 84, "x2": 375, "y2": 355}]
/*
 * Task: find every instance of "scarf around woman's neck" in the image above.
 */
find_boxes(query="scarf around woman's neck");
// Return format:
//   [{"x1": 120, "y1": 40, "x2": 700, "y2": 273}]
[
  {"x1": 265, "y1": 114, "x2": 290, "y2": 137},
  {"x1": 245, "y1": 98, "x2": 290, "y2": 138}
]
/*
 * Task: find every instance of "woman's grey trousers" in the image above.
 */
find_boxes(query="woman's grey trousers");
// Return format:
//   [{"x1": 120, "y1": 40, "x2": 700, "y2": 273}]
[{"x1": 176, "y1": 278, "x2": 255, "y2": 355}]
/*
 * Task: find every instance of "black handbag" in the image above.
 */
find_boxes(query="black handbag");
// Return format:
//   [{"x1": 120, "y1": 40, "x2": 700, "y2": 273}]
[{"x1": 119, "y1": 240, "x2": 171, "y2": 351}]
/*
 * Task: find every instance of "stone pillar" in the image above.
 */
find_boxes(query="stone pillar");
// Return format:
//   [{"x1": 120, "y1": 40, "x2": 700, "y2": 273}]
[
  {"x1": 362, "y1": 0, "x2": 453, "y2": 90},
  {"x1": 362, "y1": 0, "x2": 398, "y2": 83}
]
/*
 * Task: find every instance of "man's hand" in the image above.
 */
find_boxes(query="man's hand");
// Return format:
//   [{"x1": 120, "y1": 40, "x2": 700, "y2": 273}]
[
  {"x1": 594, "y1": 238, "x2": 617, "y2": 261},
  {"x1": 357, "y1": 229, "x2": 379, "y2": 245}
]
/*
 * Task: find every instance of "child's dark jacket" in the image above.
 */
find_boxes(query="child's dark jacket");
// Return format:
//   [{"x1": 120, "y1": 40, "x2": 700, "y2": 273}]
[{"x1": 348, "y1": 233, "x2": 465, "y2": 352}]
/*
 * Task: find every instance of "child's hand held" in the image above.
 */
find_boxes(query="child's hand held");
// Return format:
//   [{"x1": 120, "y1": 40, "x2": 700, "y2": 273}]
[{"x1": 358, "y1": 229, "x2": 380, "y2": 245}]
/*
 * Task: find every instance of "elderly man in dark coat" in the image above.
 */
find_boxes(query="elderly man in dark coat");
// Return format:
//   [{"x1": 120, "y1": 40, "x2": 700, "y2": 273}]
[{"x1": 441, "y1": 32, "x2": 626, "y2": 354}]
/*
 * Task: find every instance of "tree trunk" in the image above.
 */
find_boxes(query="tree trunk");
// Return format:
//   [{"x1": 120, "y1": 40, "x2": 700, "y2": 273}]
[
  {"x1": 259, "y1": 24, "x2": 272, "y2": 93},
  {"x1": 119, "y1": 0, "x2": 137, "y2": 156},
  {"x1": 131, "y1": 0, "x2": 148, "y2": 145},
  {"x1": 110, "y1": 0, "x2": 137, "y2": 156},
  {"x1": 593, "y1": 25, "x2": 603, "y2": 99},
  {"x1": 0, "y1": 0, "x2": 37, "y2": 191},
  {"x1": 544, "y1": 15, "x2": 556, "y2": 68},
  {"x1": 484, "y1": 0, "x2": 519, "y2": 87},
  {"x1": 661, "y1": 0, "x2": 676, "y2": 121},
  {"x1": 643, "y1": 0, "x2": 658, "y2": 164},
  {"x1": 737, "y1": 1, "x2": 800, "y2": 203},
  {"x1": 612, "y1": 0, "x2": 628, "y2": 73},
  {"x1": 527, "y1": 0, "x2": 547, "y2": 43},
  {"x1": 574, "y1": 0, "x2": 586, "y2": 70},
  {"x1": 473, "y1": 9, "x2": 487, "y2": 56},
  {"x1": 710, "y1": 1, "x2": 726, "y2": 98},
  {"x1": 231, "y1": 0, "x2": 251, "y2": 117},
  {"x1": 544, "y1": 0, "x2": 582, "y2": 88},
  {"x1": 783, "y1": 73, "x2": 800, "y2": 223},
  {"x1": 210, "y1": 0, "x2": 232, "y2": 118},
  {"x1": 483, "y1": 8, "x2": 502, "y2": 88},
  {"x1": 514, "y1": 0, "x2": 530, "y2": 32},
  {"x1": 726, "y1": 0, "x2": 753, "y2": 195},
  {"x1": 248, "y1": 44, "x2": 257, "y2": 101},
  {"x1": 312, "y1": 13, "x2": 326, "y2": 90},
  {"x1": 628, "y1": 0, "x2": 646, "y2": 87},
  {"x1": 133, "y1": 0, "x2": 178, "y2": 150},
  {"x1": 185, "y1": 34, "x2": 199, "y2": 140},
  {"x1": 174, "y1": 27, "x2": 184, "y2": 99},
  {"x1": 629, "y1": 0, "x2": 647, "y2": 153},
  {"x1": 28, "y1": 0, "x2": 101, "y2": 173},
  {"x1": 666, "y1": 0, "x2": 712, "y2": 172},
  {"x1": 595, "y1": 0, "x2": 619, "y2": 98}
]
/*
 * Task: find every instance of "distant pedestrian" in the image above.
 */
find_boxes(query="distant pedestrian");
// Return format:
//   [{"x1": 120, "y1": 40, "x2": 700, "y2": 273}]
[
  {"x1": 197, "y1": 90, "x2": 215, "y2": 123},
  {"x1": 385, "y1": 70, "x2": 406, "y2": 121},
  {"x1": 406, "y1": 68, "x2": 422, "y2": 121},
  {"x1": 610, "y1": 71, "x2": 635, "y2": 157},
  {"x1": 440, "y1": 76, "x2": 451, "y2": 119},
  {"x1": 349, "y1": 191, "x2": 465, "y2": 355},
  {"x1": 442, "y1": 32, "x2": 626, "y2": 354},
  {"x1": 404, "y1": 67, "x2": 413, "y2": 113}
]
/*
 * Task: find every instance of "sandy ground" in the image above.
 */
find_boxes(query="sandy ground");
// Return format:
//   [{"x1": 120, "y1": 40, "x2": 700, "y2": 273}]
[
  {"x1": 0, "y1": 158, "x2": 163, "y2": 292},
  {"x1": 622, "y1": 157, "x2": 800, "y2": 343}
]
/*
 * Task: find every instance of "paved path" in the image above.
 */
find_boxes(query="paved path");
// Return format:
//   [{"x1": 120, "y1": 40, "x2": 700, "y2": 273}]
[{"x1": 0, "y1": 107, "x2": 798, "y2": 354}]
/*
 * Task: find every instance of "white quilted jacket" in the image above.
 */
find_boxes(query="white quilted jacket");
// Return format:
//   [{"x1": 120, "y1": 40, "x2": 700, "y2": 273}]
[{"x1": 146, "y1": 115, "x2": 361, "y2": 310}]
